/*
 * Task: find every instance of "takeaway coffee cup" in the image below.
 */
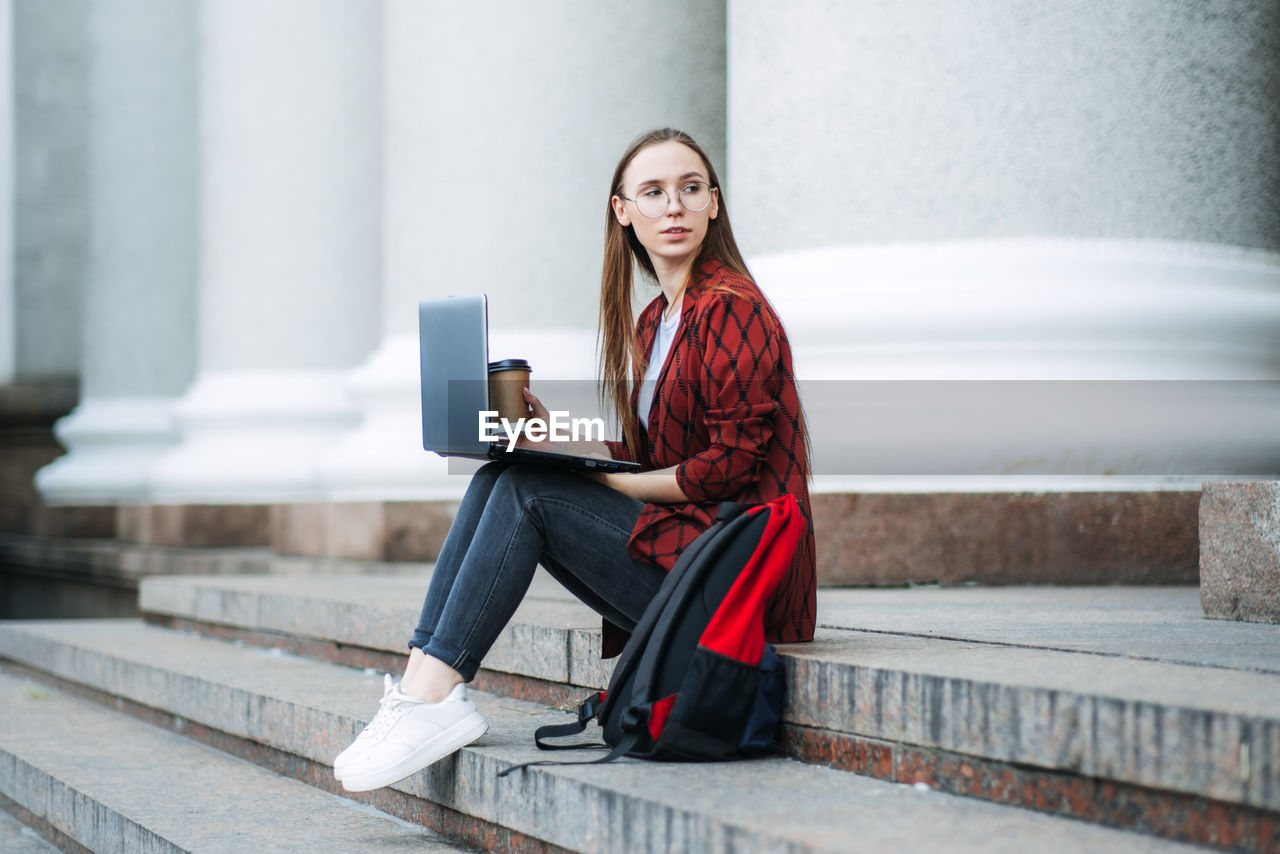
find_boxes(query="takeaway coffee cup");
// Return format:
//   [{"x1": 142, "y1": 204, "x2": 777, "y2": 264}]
[{"x1": 488, "y1": 359, "x2": 532, "y2": 427}]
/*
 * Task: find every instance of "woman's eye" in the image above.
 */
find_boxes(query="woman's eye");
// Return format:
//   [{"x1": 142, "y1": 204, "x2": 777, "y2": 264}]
[
  {"x1": 681, "y1": 184, "x2": 703, "y2": 194},
  {"x1": 640, "y1": 188, "x2": 665, "y2": 199}
]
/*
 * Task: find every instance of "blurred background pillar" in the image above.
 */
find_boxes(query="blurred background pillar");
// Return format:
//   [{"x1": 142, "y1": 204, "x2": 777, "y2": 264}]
[
  {"x1": 4, "y1": 0, "x2": 93, "y2": 534},
  {"x1": 10, "y1": 0, "x2": 87, "y2": 388},
  {"x1": 729, "y1": 0, "x2": 1280, "y2": 488},
  {"x1": 148, "y1": 0, "x2": 383, "y2": 503},
  {"x1": 35, "y1": 0, "x2": 198, "y2": 504},
  {"x1": 318, "y1": 0, "x2": 728, "y2": 500},
  {"x1": 0, "y1": 0, "x2": 12, "y2": 387}
]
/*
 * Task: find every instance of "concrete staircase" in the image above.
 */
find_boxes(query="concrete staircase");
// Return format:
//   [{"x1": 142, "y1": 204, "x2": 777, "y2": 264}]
[
  {"x1": 2, "y1": 570, "x2": 1277, "y2": 852},
  {"x1": 0, "y1": 668, "x2": 467, "y2": 853}
]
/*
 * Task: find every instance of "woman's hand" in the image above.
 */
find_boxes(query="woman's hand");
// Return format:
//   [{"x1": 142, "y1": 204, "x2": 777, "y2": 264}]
[
  {"x1": 515, "y1": 388, "x2": 613, "y2": 458},
  {"x1": 591, "y1": 466, "x2": 689, "y2": 503},
  {"x1": 515, "y1": 388, "x2": 550, "y2": 449}
]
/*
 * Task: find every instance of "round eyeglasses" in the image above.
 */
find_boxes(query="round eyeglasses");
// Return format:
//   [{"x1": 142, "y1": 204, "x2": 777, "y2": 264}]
[{"x1": 618, "y1": 181, "x2": 714, "y2": 219}]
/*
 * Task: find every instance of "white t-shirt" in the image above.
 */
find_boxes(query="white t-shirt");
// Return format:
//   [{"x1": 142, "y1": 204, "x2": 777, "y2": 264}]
[{"x1": 636, "y1": 307, "x2": 681, "y2": 428}]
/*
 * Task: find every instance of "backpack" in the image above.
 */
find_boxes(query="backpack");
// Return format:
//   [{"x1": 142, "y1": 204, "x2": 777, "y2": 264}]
[{"x1": 498, "y1": 493, "x2": 806, "y2": 777}]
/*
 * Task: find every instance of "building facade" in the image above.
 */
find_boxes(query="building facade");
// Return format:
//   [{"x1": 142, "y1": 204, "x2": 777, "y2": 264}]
[{"x1": 5, "y1": 1, "x2": 1278, "y2": 516}]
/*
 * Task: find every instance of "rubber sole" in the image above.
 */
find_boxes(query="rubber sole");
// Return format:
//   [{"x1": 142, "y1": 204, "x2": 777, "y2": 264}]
[
  {"x1": 333, "y1": 737, "x2": 370, "y2": 780},
  {"x1": 333, "y1": 731, "x2": 383, "y2": 780},
  {"x1": 339, "y1": 711, "x2": 489, "y2": 792}
]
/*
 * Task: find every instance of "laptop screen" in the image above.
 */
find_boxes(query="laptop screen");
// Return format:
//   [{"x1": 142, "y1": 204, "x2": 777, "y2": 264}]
[{"x1": 419, "y1": 294, "x2": 491, "y2": 458}]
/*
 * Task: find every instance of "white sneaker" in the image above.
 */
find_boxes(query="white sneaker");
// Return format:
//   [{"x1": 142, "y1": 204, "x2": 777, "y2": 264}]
[
  {"x1": 333, "y1": 674, "x2": 397, "y2": 781},
  {"x1": 339, "y1": 682, "x2": 488, "y2": 793}
]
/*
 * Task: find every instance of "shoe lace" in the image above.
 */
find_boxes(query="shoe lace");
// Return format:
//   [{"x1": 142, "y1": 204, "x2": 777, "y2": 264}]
[{"x1": 355, "y1": 678, "x2": 411, "y2": 743}]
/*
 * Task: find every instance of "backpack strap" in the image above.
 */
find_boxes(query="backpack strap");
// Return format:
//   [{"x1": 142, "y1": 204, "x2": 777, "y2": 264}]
[
  {"x1": 497, "y1": 690, "x2": 639, "y2": 779},
  {"x1": 716, "y1": 501, "x2": 752, "y2": 521},
  {"x1": 530, "y1": 691, "x2": 607, "y2": 751},
  {"x1": 497, "y1": 731, "x2": 640, "y2": 779}
]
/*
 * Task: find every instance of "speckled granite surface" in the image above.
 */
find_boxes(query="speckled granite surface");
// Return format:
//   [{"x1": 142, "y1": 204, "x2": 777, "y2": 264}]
[
  {"x1": 1201, "y1": 481, "x2": 1280, "y2": 624},
  {"x1": 0, "y1": 642, "x2": 1203, "y2": 854},
  {"x1": 0, "y1": 670, "x2": 473, "y2": 853}
]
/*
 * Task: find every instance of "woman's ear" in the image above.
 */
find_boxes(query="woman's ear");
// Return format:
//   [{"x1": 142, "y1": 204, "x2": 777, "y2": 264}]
[
  {"x1": 709, "y1": 187, "x2": 719, "y2": 221},
  {"x1": 611, "y1": 195, "x2": 631, "y2": 227}
]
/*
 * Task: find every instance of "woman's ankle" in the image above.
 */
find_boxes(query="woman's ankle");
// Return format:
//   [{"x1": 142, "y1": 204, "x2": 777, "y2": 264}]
[
  {"x1": 401, "y1": 653, "x2": 464, "y2": 703},
  {"x1": 402, "y1": 648, "x2": 425, "y2": 684}
]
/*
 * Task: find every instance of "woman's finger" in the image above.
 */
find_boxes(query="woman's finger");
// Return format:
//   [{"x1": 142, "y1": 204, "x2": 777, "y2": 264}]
[{"x1": 522, "y1": 387, "x2": 550, "y2": 419}]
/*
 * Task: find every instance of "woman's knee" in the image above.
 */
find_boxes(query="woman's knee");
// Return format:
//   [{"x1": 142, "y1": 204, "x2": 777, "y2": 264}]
[
  {"x1": 491, "y1": 463, "x2": 574, "y2": 506},
  {"x1": 491, "y1": 463, "x2": 539, "y2": 497},
  {"x1": 461, "y1": 460, "x2": 508, "y2": 499},
  {"x1": 475, "y1": 460, "x2": 508, "y2": 481}
]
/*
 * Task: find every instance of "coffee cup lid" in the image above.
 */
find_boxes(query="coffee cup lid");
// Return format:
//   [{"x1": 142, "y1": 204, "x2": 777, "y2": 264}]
[{"x1": 488, "y1": 358, "x2": 531, "y2": 372}]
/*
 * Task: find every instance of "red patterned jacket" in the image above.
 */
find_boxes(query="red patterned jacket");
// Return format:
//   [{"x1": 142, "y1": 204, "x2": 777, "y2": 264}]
[{"x1": 603, "y1": 258, "x2": 816, "y2": 655}]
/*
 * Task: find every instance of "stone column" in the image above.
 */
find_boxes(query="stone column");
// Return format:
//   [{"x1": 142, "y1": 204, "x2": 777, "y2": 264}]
[
  {"x1": 11, "y1": 0, "x2": 89, "y2": 383},
  {"x1": 6, "y1": 1, "x2": 105, "y2": 535},
  {"x1": 0, "y1": 0, "x2": 11, "y2": 385},
  {"x1": 729, "y1": 0, "x2": 1280, "y2": 489},
  {"x1": 312, "y1": 2, "x2": 451, "y2": 505},
  {"x1": 318, "y1": 0, "x2": 728, "y2": 503},
  {"x1": 0, "y1": 0, "x2": 21, "y2": 531},
  {"x1": 148, "y1": 0, "x2": 382, "y2": 503},
  {"x1": 35, "y1": 0, "x2": 198, "y2": 504}
]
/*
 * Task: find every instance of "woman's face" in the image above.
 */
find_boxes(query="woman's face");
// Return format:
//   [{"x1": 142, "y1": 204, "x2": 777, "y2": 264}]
[{"x1": 612, "y1": 140, "x2": 719, "y2": 271}]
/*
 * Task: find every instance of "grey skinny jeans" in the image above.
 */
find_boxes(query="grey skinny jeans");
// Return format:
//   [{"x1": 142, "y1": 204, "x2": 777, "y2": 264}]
[{"x1": 409, "y1": 461, "x2": 667, "y2": 681}]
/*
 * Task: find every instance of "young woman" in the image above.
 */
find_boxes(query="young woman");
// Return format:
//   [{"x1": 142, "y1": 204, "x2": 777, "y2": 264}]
[{"x1": 333, "y1": 128, "x2": 815, "y2": 793}]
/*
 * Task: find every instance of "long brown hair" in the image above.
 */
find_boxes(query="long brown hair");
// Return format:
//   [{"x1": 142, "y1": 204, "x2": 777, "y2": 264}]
[{"x1": 599, "y1": 128, "x2": 753, "y2": 456}]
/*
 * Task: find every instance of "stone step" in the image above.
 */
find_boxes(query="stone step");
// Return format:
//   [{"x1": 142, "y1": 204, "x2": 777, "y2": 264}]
[
  {"x1": 0, "y1": 481, "x2": 1201, "y2": 598},
  {"x1": 141, "y1": 571, "x2": 617, "y2": 701},
  {"x1": 0, "y1": 532, "x2": 425, "y2": 619},
  {"x1": 137, "y1": 574, "x2": 1280, "y2": 821},
  {"x1": 0, "y1": 808, "x2": 61, "y2": 854},
  {"x1": 0, "y1": 620, "x2": 1209, "y2": 854},
  {"x1": 0, "y1": 668, "x2": 473, "y2": 854}
]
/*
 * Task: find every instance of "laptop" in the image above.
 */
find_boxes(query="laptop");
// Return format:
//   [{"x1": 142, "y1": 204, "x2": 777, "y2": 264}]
[{"x1": 418, "y1": 295, "x2": 641, "y2": 473}]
